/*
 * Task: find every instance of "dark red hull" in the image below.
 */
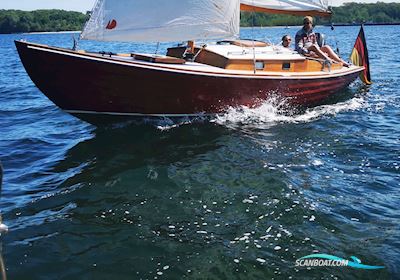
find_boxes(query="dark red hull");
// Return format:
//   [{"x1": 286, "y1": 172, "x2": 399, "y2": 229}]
[{"x1": 15, "y1": 40, "x2": 361, "y2": 116}]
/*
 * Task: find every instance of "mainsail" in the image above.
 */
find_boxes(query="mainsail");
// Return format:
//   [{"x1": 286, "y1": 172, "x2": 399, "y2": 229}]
[
  {"x1": 81, "y1": 0, "x2": 240, "y2": 42},
  {"x1": 240, "y1": 0, "x2": 331, "y2": 17}
]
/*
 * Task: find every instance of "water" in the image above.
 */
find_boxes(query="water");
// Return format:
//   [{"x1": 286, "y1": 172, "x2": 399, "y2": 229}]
[{"x1": 0, "y1": 25, "x2": 399, "y2": 279}]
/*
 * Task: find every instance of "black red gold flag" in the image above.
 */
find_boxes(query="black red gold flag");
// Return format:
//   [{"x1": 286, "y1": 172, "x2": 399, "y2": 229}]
[{"x1": 350, "y1": 25, "x2": 372, "y2": 85}]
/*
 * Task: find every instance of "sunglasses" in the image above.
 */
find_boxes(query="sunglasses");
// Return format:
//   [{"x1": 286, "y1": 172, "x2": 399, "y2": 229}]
[{"x1": 304, "y1": 21, "x2": 312, "y2": 24}]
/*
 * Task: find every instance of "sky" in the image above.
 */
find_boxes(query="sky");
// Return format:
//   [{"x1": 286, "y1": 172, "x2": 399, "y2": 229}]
[
  {"x1": 0, "y1": 0, "x2": 399, "y2": 12},
  {"x1": 0, "y1": 0, "x2": 96, "y2": 12}
]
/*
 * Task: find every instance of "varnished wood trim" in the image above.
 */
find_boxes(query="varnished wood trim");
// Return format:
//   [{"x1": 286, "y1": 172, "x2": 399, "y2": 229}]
[{"x1": 133, "y1": 53, "x2": 185, "y2": 64}]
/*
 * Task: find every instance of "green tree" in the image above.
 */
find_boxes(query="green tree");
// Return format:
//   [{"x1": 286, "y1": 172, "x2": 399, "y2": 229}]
[
  {"x1": 0, "y1": 9, "x2": 88, "y2": 34},
  {"x1": 372, "y1": 12, "x2": 392, "y2": 23}
]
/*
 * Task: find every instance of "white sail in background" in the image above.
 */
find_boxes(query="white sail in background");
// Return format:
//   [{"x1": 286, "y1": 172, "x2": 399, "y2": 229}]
[
  {"x1": 240, "y1": 0, "x2": 330, "y2": 17},
  {"x1": 81, "y1": 0, "x2": 240, "y2": 42}
]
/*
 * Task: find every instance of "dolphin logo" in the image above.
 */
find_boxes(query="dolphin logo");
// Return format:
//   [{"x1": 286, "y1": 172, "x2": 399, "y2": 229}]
[{"x1": 298, "y1": 254, "x2": 384, "y2": 270}]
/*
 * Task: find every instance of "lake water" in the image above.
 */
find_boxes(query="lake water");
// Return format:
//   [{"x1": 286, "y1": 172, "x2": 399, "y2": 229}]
[{"x1": 0, "y1": 25, "x2": 399, "y2": 279}]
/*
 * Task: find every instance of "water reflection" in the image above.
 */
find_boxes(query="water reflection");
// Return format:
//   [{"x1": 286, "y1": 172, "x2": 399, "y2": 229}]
[
  {"x1": 49, "y1": 121, "x2": 314, "y2": 278},
  {"x1": 0, "y1": 161, "x2": 3, "y2": 194},
  {"x1": 52, "y1": 122, "x2": 226, "y2": 185},
  {"x1": 2, "y1": 118, "x2": 392, "y2": 279}
]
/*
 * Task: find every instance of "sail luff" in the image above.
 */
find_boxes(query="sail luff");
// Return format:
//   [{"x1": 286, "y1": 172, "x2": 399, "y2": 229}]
[{"x1": 80, "y1": 0, "x2": 105, "y2": 40}]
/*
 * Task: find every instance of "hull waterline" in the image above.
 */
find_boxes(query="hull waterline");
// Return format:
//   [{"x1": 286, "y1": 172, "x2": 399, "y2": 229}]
[{"x1": 15, "y1": 40, "x2": 362, "y2": 119}]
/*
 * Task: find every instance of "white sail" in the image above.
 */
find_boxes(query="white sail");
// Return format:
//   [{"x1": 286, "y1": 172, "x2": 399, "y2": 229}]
[
  {"x1": 240, "y1": 0, "x2": 330, "y2": 17},
  {"x1": 81, "y1": 0, "x2": 240, "y2": 42}
]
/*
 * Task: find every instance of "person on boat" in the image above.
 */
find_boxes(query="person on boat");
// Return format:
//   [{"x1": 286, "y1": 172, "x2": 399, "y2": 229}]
[
  {"x1": 281, "y1": 35, "x2": 292, "y2": 48},
  {"x1": 295, "y1": 16, "x2": 349, "y2": 67}
]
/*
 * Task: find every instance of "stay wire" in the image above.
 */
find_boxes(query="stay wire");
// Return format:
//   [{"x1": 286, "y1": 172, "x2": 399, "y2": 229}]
[
  {"x1": 327, "y1": 1, "x2": 340, "y2": 55},
  {"x1": 251, "y1": 0, "x2": 256, "y2": 74}
]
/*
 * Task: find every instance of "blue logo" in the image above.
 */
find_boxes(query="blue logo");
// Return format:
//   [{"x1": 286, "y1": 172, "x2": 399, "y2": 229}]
[{"x1": 296, "y1": 254, "x2": 384, "y2": 270}]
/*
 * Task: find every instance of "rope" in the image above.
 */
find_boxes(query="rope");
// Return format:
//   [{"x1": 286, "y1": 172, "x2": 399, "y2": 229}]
[
  {"x1": 193, "y1": 45, "x2": 206, "y2": 61},
  {"x1": 328, "y1": 11, "x2": 340, "y2": 56},
  {"x1": 330, "y1": 23, "x2": 340, "y2": 55}
]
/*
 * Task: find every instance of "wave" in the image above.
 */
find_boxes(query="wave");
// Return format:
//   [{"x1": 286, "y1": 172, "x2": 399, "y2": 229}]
[
  {"x1": 99, "y1": 96, "x2": 368, "y2": 131},
  {"x1": 212, "y1": 96, "x2": 367, "y2": 128}
]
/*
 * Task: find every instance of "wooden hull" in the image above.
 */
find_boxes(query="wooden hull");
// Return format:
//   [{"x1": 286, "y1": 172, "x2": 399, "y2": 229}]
[{"x1": 15, "y1": 40, "x2": 362, "y2": 117}]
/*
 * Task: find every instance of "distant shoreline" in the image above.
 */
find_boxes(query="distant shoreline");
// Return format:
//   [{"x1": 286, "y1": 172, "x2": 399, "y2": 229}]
[{"x1": 4, "y1": 23, "x2": 397, "y2": 35}]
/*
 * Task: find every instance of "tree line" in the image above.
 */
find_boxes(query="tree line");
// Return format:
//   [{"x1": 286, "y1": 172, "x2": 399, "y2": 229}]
[
  {"x1": 1, "y1": 2, "x2": 400, "y2": 34},
  {"x1": 0, "y1": 9, "x2": 88, "y2": 34}
]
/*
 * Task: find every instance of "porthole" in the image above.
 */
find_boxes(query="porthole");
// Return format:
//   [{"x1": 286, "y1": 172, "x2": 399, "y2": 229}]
[
  {"x1": 255, "y1": 61, "x2": 264, "y2": 70},
  {"x1": 282, "y1": 62, "x2": 291, "y2": 70}
]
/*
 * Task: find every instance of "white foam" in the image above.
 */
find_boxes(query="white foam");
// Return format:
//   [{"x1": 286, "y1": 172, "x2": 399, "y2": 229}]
[
  {"x1": 212, "y1": 96, "x2": 366, "y2": 127},
  {"x1": 123, "y1": 96, "x2": 367, "y2": 131},
  {"x1": 312, "y1": 159, "x2": 324, "y2": 166}
]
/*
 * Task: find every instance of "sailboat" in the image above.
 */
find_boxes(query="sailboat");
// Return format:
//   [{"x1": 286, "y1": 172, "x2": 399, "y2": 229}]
[{"x1": 15, "y1": 0, "x2": 370, "y2": 120}]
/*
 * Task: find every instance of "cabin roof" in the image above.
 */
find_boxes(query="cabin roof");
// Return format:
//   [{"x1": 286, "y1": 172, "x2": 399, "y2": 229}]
[{"x1": 205, "y1": 43, "x2": 306, "y2": 61}]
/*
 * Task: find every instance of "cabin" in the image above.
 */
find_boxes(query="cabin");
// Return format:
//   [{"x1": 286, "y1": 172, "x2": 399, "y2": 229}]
[{"x1": 165, "y1": 40, "x2": 343, "y2": 72}]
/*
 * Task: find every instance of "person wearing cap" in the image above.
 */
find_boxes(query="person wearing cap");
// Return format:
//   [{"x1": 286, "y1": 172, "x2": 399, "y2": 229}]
[{"x1": 295, "y1": 16, "x2": 349, "y2": 67}]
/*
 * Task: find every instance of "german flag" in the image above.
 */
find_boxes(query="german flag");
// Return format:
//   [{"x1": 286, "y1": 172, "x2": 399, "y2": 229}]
[{"x1": 350, "y1": 25, "x2": 372, "y2": 85}]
